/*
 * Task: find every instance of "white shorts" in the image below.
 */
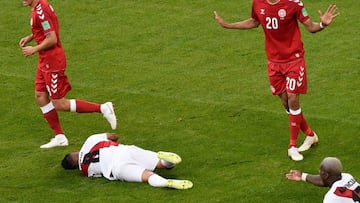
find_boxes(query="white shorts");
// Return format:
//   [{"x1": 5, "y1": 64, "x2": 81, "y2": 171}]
[{"x1": 111, "y1": 145, "x2": 159, "y2": 182}]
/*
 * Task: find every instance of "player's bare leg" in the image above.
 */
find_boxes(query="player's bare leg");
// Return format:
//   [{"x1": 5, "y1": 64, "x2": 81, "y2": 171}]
[
  {"x1": 278, "y1": 91, "x2": 289, "y2": 113},
  {"x1": 286, "y1": 93, "x2": 303, "y2": 161},
  {"x1": 36, "y1": 92, "x2": 68, "y2": 148},
  {"x1": 286, "y1": 93, "x2": 318, "y2": 159}
]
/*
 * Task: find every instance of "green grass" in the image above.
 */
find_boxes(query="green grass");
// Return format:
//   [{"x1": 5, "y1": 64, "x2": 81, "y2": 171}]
[{"x1": 1, "y1": 0, "x2": 359, "y2": 202}]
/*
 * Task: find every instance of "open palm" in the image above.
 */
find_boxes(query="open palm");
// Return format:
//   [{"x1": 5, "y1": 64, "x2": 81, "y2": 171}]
[{"x1": 319, "y1": 5, "x2": 339, "y2": 26}]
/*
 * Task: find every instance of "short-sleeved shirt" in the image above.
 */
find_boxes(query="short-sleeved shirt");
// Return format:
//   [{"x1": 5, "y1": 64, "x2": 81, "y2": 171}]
[
  {"x1": 78, "y1": 134, "x2": 159, "y2": 182},
  {"x1": 78, "y1": 133, "x2": 120, "y2": 180},
  {"x1": 31, "y1": 0, "x2": 66, "y2": 71},
  {"x1": 251, "y1": 0, "x2": 310, "y2": 63},
  {"x1": 323, "y1": 173, "x2": 360, "y2": 203}
]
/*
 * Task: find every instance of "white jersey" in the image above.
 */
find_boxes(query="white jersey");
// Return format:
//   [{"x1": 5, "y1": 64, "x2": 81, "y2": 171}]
[
  {"x1": 323, "y1": 173, "x2": 360, "y2": 203},
  {"x1": 78, "y1": 133, "x2": 120, "y2": 180}
]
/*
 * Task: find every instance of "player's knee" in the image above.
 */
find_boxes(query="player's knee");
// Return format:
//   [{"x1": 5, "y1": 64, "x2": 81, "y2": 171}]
[
  {"x1": 142, "y1": 170, "x2": 155, "y2": 183},
  {"x1": 51, "y1": 98, "x2": 70, "y2": 111},
  {"x1": 35, "y1": 92, "x2": 50, "y2": 106}
]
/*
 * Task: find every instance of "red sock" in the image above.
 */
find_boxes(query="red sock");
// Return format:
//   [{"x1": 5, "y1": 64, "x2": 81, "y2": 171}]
[
  {"x1": 300, "y1": 113, "x2": 314, "y2": 136},
  {"x1": 288, "y1": 113, "x2": 301, "y2": 148},
  {"x1": 75, "y1": 99, "x2": 101, "y2": 113},
  {"x1": 43, "y1": 109, "x2": 64, "y2": 135}
]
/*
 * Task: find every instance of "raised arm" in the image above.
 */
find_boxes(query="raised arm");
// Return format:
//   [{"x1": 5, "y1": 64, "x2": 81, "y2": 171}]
[
  {"x1": 214, "y1": 11, "x2": 260, "y2": 29},
  {"x1": 302, "y1": 5, "x2": 339, "y2": 33},
  {"x1": 286, "y1": 170, "x2": 326, "y2": 187}
]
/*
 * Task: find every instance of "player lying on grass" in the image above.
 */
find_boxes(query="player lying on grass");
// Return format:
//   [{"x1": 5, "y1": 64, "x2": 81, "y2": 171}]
[
  {"x1": 286, "y1": 157, "x2": 360, "y2": 203},
  {"x1": 61, "y1": 133, "x2": 193, "y2": 189}
]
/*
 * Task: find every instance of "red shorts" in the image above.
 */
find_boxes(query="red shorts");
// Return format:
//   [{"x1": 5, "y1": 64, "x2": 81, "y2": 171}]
[
  {"x1": 35, "y1": 68, "x2": 72, "y2": 99},
  {"x1": 267, "y1": 58, "x2": 307, "y2": 95}
]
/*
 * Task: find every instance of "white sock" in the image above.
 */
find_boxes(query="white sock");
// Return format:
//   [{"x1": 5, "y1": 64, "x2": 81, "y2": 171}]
[
  {"x1": 100, "y1": 103, "x2": 107, "y2": 114},
  {"x1": 148, "y1": 174, "x2": 167, "y2": 187},
  {"x1": 69, "y1": 99, "x2": 76, "y2": 112},
  {"x1": 55, "y1": 134, "x2": 67, "y2": 140}
]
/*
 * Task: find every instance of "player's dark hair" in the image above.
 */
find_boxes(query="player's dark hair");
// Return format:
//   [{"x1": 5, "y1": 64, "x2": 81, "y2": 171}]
[{"x1": 61, "y1": 153, "x2": 77, "y2": 170}]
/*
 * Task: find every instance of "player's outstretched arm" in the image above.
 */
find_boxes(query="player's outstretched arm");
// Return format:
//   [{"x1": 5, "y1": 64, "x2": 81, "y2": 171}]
[
  {"x1": 214, "y1": 11, "x2": 259, "y2": 29},
  {"x1": 302, "y1": 5, "x2": 339, "y2": 33},
  {"x1": 286, "y1": 170, "x2": 326, "y2": 187}
]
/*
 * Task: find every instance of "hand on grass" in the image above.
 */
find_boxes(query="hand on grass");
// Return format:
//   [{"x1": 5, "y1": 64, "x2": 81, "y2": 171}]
[{"x1": 286, "y1": 170, "x2": 302, "y2": 181}]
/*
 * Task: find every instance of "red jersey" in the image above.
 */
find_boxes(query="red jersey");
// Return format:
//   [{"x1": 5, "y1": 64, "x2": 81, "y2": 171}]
[
  {"x1": 31, "y1": 0, "x2": 66, "y2": 71},
  {"x1": 251, "y1": 0, "x2": 310, "y2": 63}
]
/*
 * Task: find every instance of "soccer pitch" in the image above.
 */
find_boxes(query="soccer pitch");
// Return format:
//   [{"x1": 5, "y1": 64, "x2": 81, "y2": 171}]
[{"x1": 1, "y1": 0, "x2": 359, "y2": 202}]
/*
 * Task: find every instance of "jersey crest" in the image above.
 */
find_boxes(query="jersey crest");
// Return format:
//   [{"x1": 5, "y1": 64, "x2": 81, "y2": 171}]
[{"x1": 278, "y1": 9, "x2": 286, "y2": 19}]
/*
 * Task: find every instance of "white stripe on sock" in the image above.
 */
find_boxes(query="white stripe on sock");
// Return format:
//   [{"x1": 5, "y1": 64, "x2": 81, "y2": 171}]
[
  {"x1": 40, "y1": 102, "x2": 55, "y2": 114},
  {"x1": 289, "y1": 108, "x2": 301, "y2": 115},
  {"x1": 69, "y1": 99, "x2": 76, "y2": 112}
]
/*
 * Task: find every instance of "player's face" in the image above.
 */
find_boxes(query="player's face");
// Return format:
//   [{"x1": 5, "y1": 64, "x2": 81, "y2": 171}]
[{"x1": 319, "y1": 165, "x2": 330, "y2": 186}]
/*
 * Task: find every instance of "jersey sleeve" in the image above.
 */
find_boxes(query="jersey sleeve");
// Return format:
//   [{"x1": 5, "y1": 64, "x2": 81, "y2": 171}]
[
  {"x1": 251, "y1": 0, "x2": 258, "y2": 21},
  {"x1": 295, "y1": 1, "x2": 310, "y2": 23},
  {"x1": 35, "y1": 4, "x2": 56, "y2": 35}
]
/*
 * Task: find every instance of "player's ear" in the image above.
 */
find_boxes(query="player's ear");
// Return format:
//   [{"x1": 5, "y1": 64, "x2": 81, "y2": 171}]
[{"x1": 322, "y1": 171, "x2": 330, "y2": 181}]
